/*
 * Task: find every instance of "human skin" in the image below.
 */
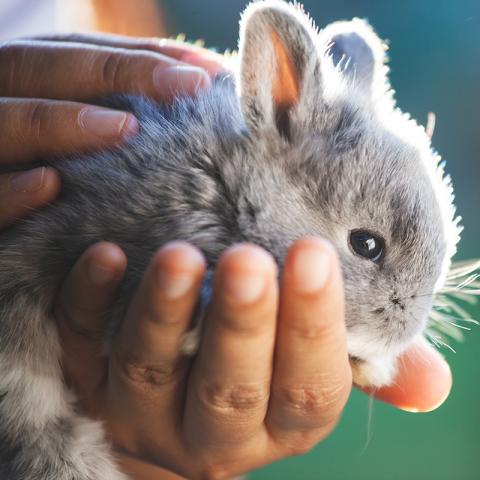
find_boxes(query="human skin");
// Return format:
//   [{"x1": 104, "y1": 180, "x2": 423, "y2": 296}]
[{"x1": 0, "y1": 35, "x2": 452, "y2": 479}]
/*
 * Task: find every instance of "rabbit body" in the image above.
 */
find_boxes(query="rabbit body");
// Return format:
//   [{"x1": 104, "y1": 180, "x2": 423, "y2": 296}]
[{"x1": 0, "y1": 1, "x2": 460, "y2": 478}]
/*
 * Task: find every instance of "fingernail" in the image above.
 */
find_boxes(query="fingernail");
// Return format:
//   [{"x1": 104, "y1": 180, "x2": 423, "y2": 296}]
[
  {"x1": 181, "y1": 52, "x2": 226, "y2": 75},
  {"x1": 157, "y1": 243, "x2": 205, "y2": 299},
  {"x1": 158, "y1": 270, "x2": 195, "y2": 299},
  {"x1": 292, "y1": 247, "x2": 330, "y2": 293},
  {"x1": 9, "y1": 167, "x2": 45, "y2": 193},
  {"x1": 88, "y1": 262, "x2": 117, "y2": 286},
  {"x1": 78, "y1": 108, "x2": 138, "y2": 138},
  {"x1": 223, "y1": 248, "x2": 271, "y2": 304},
  {"x1": 154, "y1": 65, "x2": 211, "y2": 96},
  {"x1": 225, "y1": 272, "x2": 266, "y2": 304}
]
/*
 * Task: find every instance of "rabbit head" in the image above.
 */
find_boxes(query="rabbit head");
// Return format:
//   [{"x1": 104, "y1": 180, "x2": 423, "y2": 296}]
[{"x1": 232, "y1": 1, "x2": 460, "y2": 386}]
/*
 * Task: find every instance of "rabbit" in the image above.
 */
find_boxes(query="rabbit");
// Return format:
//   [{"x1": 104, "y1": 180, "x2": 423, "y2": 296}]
[{"x1": 0, "y1": 0, "x2": 470, "y2": 478}]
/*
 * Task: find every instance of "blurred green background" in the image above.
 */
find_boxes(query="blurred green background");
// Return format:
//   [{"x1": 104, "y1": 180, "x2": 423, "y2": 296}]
[{"x1": 163, "y1": 1, "x2": 480, "y2": 479}]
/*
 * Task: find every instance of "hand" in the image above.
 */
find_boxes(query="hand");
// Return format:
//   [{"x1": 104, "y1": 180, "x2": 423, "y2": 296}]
[
  {"x1": 366, "y1": 337, "x2": 452, "y2": 413},
  {"x1": 0, "y1": 33, "x2": 224, "y2": 228},
  {"x1": 54, "y1": 238, "x2": 352, "y2": 479},
  {"x1": 54, "y1": 237, "x2": 453, "y2": 479}
]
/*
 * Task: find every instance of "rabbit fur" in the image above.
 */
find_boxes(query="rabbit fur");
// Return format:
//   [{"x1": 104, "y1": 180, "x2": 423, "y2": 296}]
[{"x1": 0, "y1": 1, "x2": 460, "y2": 478}]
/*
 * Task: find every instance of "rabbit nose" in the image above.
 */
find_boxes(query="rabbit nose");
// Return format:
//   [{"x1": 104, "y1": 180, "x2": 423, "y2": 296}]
[{"x1": 390, "y1": 294, "x2": 406, "y2": 311}]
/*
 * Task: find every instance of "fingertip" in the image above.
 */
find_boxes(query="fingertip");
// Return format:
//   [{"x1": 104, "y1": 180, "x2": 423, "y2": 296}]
[
  {"x1": 156, "y1": 39, "x2": 228, "y2": 76},
  {"x1": 85, "y1": 242, "x2": 127, "y2": 287},
  {"x1": 119, "y1": 113, "x2": 140, "y2": 140},
  {"x1": 9, "y1": 166, "x2": 61, "y2": 200},
  {"x1": 56, "y1": 242, "x2": 127, "y2": 343},
  {"x1": 154, "y1": 64, "x2": 211, "y2": 100},
  {"x1": 221, "y1": 243, "x2": 276, "y2": 267},
  {"x1": 41, "y1": 167, "x2": 62, "y2": 199},
  {"x1": 23, "y1": 166, "x2": 62, "y2": 208},
  {"x1": 215, "y1": 243, "x2": 277, "y2": 306},
  {"x1": 371, "y1": 339, "x2": 452, "y2": 413},
  {"x1": 284, "y1": 237, "x2": 339, "y2": 295},
  {"x1": 154, "y1": 241, "x2": 206, "y2": 274},
  {"x1": 78, "y1": 108, "x2": 139, "y2": 142},
  {"x1": 150, "y1": 241, "x2": 206, "y2": 301},
  {"x1": 180, "y1": 51, "x2": 228, "y2": 76},
  {"x1": 0, "y1": 167, "x2": 62, "y2": 229}
]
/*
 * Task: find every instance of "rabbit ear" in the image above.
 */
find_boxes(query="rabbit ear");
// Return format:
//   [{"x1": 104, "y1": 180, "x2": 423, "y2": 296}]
[
  {"x1": 238, "y1": 1, "x2": 323, "y2": 138},
  {"x1": 322, "y1": 18, "x2": 389, "y2": 99}
]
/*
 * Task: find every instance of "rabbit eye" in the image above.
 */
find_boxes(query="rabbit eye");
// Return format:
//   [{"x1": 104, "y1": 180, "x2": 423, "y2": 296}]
[{"x1": 349, "y1": 230, "x2": 385, "y2": 263}]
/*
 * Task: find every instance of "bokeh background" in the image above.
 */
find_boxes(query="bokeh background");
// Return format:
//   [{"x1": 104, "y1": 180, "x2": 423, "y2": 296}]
[
  {"x1": 3, "y1": 0, "x2": 479, "y2": 478},
  {"x1": 165, "y1": 3, "x2": 480, "y2": 478}
]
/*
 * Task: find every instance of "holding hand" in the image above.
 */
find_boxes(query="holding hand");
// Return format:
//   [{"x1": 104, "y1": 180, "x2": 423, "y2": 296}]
[
  {"x1": 55, "y1": 239, "x2": 452, "y2": 480},
  {"x1": 0, "y1": 33, "x2": 221, "y2": 227},
  {"x1": 55, "y1": 239, "x2": 351, "y2": 479}
]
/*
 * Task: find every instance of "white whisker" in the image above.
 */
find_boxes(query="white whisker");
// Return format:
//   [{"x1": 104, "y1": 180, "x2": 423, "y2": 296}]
[
  {"x1": 427, "y1": 334, "x2": 456, "y2": 353},
  {"x1": 427, "y1": 259, "x2": 480, "y2": 346}
]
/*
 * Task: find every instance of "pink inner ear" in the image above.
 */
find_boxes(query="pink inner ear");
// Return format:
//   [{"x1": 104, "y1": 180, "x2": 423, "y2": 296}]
[{"x1": 270, "y1": 30, "x2": 300, "y2": 110}]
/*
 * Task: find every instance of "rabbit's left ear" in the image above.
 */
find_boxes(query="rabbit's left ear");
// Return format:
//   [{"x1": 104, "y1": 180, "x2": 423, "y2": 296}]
[
  {"x1": 238, "y1": 1, "x2": 323, "y2": 138},
  {"x1": 321, "y1": 18, "x2": 389, "y2": 100}
]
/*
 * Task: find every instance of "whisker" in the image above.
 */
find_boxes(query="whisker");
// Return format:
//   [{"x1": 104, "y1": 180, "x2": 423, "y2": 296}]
[
  {"x1": 454, "y1": 273, "x2": 480, "y2": 289},
  {"x1": 431, "y1": 307, "x2": 479, "y2": 323},
  {"x1": 426, "y1": 334, "x2": 456, "y2": 353},
  {"x1": 446, "y1": 258, "x2": 480, "y2": 275},
  {"x1": 441, "y1": 320, "x2": 471, "y2": 331},
  {"x1": 426, "y1": 333, "x2": 440, "y2": 347}
]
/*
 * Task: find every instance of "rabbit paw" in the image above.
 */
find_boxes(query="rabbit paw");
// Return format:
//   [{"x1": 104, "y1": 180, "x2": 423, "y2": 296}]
[{"x1": 350, "y1": 356, "x2": 397, "y2": 388}]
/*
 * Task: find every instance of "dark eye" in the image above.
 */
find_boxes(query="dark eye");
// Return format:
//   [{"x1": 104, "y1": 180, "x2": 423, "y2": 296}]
[{"x1": 349, "y1": 230, "x2": 385, "y2": 263}]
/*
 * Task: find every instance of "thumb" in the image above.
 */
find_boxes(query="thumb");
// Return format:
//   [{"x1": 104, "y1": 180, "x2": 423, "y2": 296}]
[{"x1": 364, "y1": 337, "x2": 452, "y2": 412}]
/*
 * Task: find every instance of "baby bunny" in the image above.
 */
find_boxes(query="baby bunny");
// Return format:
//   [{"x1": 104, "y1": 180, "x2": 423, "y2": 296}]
[{"x1": 0, "y1": 1, "x2": 466, "y2": 478}]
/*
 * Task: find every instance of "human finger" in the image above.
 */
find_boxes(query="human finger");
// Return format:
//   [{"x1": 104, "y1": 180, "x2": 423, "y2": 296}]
[
  {"x1": 0, "y1": 98, "x2": 138, "y2": 163},
  {"x1": 54, "y1": 242, "x2": 127, "y2": 401},
  {"x1": 366, "y1": 337, "x2": 452, "y2": 412},
  {"x1": 185, "y1": 244, "x2": 279, "y2": 449},
  {"x1": 267, "y1": 237, "x2": 352, "y2": 448},
  {"x1": 35, "y1": 34, "x2": 227, "y2": 76},
  {"x1": 0, "y1": 40, "x2": 211, "y2": 103},
  {"x1": 0, "y1": 167, "x2": 61, "y2": 228},
  {"x1": 113, "y1": 242, "x2": 206, "y2": 386}
]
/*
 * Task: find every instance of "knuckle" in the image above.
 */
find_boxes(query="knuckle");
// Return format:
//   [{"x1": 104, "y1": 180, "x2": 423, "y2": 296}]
[
  {"x1": 285, "y1": 314, "x2": 340, "y2": 344},
  {"x1": 276, "y1": 379, "x2": 350, "y2": 421},
  {"x1": 54, "y1": 299, "x2": 107, "y2": 343},
  {"x1": 117, "y1": 352, "x2": 186, "y2": 388},
  {"x1": 196, "y1": 381, "x2": 269, "y2": 416},
  {"x1": 0, "y1": 41, "x2": 29, "y2": 94},
  {"x1": 287, "y1": 319, "x2": 331, "y2": 340},
  {"x1": 26, "y1": 101, "x2": 51, "y2": 142},
  {"x1": 215, "y1": 303, "x2": 275, "y2": 338},
  {"x1": 98, "y1": 51, "x2": 124, "y2": 91},
  {"x1": 221, "y1": 313, "x2": 269, "y2": 337}
]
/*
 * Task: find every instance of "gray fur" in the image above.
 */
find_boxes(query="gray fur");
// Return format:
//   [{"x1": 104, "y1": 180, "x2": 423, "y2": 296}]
[{"x1": 0, "y1": 1, "x2": 460, "y2": 477}]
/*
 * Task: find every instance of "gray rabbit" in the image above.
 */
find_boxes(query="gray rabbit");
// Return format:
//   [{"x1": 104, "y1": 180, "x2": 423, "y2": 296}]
[{"x1": 0, "y1": 1, "x2": 471, "y2": 478}]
